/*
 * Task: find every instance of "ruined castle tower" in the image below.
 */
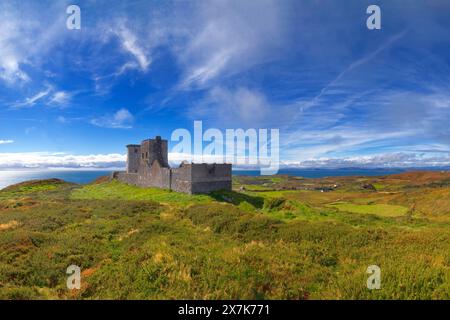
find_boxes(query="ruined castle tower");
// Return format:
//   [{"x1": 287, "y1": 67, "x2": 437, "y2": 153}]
[
  {"x1": 114, "y1": 136, "x2": 232, "y2": 194},
  {"x1": 126, "y1": 144, "x2": 141, "y2": 173},
  {"x1": 139, "y1": 136, "x2": 169, "y2": 168}
]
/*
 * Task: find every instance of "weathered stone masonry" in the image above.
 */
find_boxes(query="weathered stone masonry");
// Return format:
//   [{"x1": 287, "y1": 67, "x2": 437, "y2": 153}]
[{"x1": 111, "y1": 136, "x2": 232, "y2": 194}]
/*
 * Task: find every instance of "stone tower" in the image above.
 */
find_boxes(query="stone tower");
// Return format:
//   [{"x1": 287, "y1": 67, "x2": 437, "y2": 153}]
[
  {"x1": 139, "y1": 136, "x2": 169, "y2": 168},
  {"x1": 126, "y1": 144, "x2": 141, "y2": 173}
]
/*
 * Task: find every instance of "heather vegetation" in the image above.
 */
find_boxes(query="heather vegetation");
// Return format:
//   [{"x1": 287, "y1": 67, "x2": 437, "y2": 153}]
[{"x1": 1, "y1": 171, "x2": 450, "y2": 299}]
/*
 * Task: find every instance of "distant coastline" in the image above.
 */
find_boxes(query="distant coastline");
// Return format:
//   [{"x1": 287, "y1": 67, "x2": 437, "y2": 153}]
[
  {"x1": 1, "y1": 167, "x2": 450, "y2": 190},
  {"x1": 0, "y1": 170, "x2": 114, "y2": 190},
  {"x1": 232, "y1": 168, "x2": 408, "y2": 177}
]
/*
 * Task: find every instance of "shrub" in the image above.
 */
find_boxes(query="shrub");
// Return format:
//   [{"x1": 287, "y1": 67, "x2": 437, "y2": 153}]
[{"x1": 263, "y1": 197, "x2": 286, "y2": 211}]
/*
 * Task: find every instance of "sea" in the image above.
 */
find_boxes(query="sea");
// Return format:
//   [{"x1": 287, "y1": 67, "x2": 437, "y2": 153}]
[{"x1": 0, "y1": 168, "x2": 416, "y2": 190}]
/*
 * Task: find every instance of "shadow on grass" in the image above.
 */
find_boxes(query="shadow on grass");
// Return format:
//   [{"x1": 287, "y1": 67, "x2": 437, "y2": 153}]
[{"x1": 209, "y1": 190, "x2": 265, "y2": 209}]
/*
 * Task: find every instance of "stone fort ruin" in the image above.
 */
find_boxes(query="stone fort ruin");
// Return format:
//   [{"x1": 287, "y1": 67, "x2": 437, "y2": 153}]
[{"x1": 111, "y1": 136, "x2": 232, "y2": 194}]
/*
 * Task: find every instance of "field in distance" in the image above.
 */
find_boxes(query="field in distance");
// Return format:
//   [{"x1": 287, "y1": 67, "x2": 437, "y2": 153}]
[{"x1": 0, "y1": 171, "x2": 450, "y2": 299}]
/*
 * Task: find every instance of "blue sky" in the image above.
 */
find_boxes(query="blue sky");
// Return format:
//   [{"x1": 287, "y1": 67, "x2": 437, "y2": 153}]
[{"x1": 1, "y1": 0, "x2": 450, "y2": 169}]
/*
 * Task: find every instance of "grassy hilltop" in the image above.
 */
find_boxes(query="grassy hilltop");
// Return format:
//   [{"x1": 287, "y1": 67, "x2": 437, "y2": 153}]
[{"x1": 1, "y1": 171, "x2": 450, "y2": 299}]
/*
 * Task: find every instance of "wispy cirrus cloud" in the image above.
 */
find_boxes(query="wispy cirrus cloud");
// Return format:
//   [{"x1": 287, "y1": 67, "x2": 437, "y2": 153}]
[
  {"x1": 49, "y1": 91, "x2": 72, "y2": 106},
  {"x1": 113, "y1": 23, "x2": 151, "y2": 72},
  {"x1": 176, "y1": 0, "x2": 287, "y2": 89},
  {"x1": 190, "y1": 86, "x2": 299, "y2": 128},
  {"x1": 0, "y1": 2, "x2": 66, "y2": 85},
  {"x1": 192, "y1": 87, "x2": 271, "y2": 126},
  {"x1": 12, "y1": 87, "x2": 52, "y2": 108},
  {"x1": 0, "y1": 15, "x2": 30, "y2": 84},
  {"x1": 0, "y1": 140, "x2": 14, "y2": 145},
  {"x1": 11, "y1": 86, "x2": 73, "y2": 108},
  {"x1": 294, "y1": 31, "x2": 408, "y2": 114}
]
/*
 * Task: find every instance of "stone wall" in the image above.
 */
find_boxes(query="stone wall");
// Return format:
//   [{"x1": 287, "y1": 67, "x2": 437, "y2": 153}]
[
  {"x1": 112, "y1": 171, "x2": 139, "y2": 185},
  {"x1": 148, "y1": 161, "x2": 171, "y2": 189},
  {"x1": 191, "y1": 180, "x2": 232, "y2": 194},
  {"x1": 171, "y1": 164, "x2": 192, "y2": 194},
  {"x1": 190, "y1": 163, "x2": 232, "y2": 194},
  {"x1": 113, "y1": 162, "x2": 231, "y2": 194}
]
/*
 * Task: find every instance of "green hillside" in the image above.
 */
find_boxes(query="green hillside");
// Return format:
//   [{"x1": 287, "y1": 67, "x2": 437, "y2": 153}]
[{"x1": 1, "y1": 172, "x2": 450, "y2": 299}]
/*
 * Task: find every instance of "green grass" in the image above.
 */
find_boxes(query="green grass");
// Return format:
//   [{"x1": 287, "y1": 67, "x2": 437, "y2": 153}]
[
  {"x1": 373, "y1": 183, "x2": 386, "y2": 191},
  {"x1": 328, "y1": 202, "x2": 408, "y2": 217},
  {"x1": 246, "y1": 190, "x2": 296, "y2": 199},
  {"x1": 1, "y1": 175, "x2": 450, "y2": 300},
  {"x1": 238, "y1": 184, "x2": 273, "y2": 191},
  {"x1": 70, "y1": 179, "x2": 211, "y2": 205},
  {"x1": 0, "y1": 179, "x2": 71, "y2": 201}
]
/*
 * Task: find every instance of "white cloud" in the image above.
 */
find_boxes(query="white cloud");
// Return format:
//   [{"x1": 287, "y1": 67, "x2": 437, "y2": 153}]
[
  {"x1": 49, "y1": 91, "x2": 71, "y2": 106},
  {"x1": 0, "y1": 4, "x2": 65, "y2": 84},
  {"x1": 273, "y1": 85, "x2": 450, "y2": 164},
  {"x1": 192, "y1": 87, "x2": 272, "y2": 126},
  {"x1": 89, "y1": 1, "x2": 285, "y2": 89},
  {"x1": 281, "y1": 152, "x2": 450, "y2": 169},
  {"x1": 12, "y1": 87, "x2": 74, "y2": 108},
  {"x1": 0, "y1": 140, "x2": 14, "y2": 145},
  {"x1": 0, "y1": 150, "x2": 447, "y2": 170},
  {"x1": 176, "y1": 0, "x2": 287, "y2": 89},
  {"x1": 91, "y1": 108, "x2": 134, "y2": 129},
  {"x1": 0, "y1": 54, "x2": 30, "y2": 84},
  {"x1": 281, "y1": 127, "x2": 420, "y2": 161},
  {"x1": 295, "y1": 31, "x2": 407, "y2": 113},
  {"x1": 0, "y1": 151, "x2": 227, "y2": 169},
  {"x1": 0, "y1": 152, "x2": 126, "y2": 169},
  {"x1": 0, "y1": 1, "x2": 285, "y2": 92},
  {"x1": 12, "y1": 87, "x2": 52, "y2": 108},
  {"x1": 114, "y1": 24, "x2": 151, "y2": 72},
  {"x1": 0, "y1": 17, "x2": 30, "y2": 84}
]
